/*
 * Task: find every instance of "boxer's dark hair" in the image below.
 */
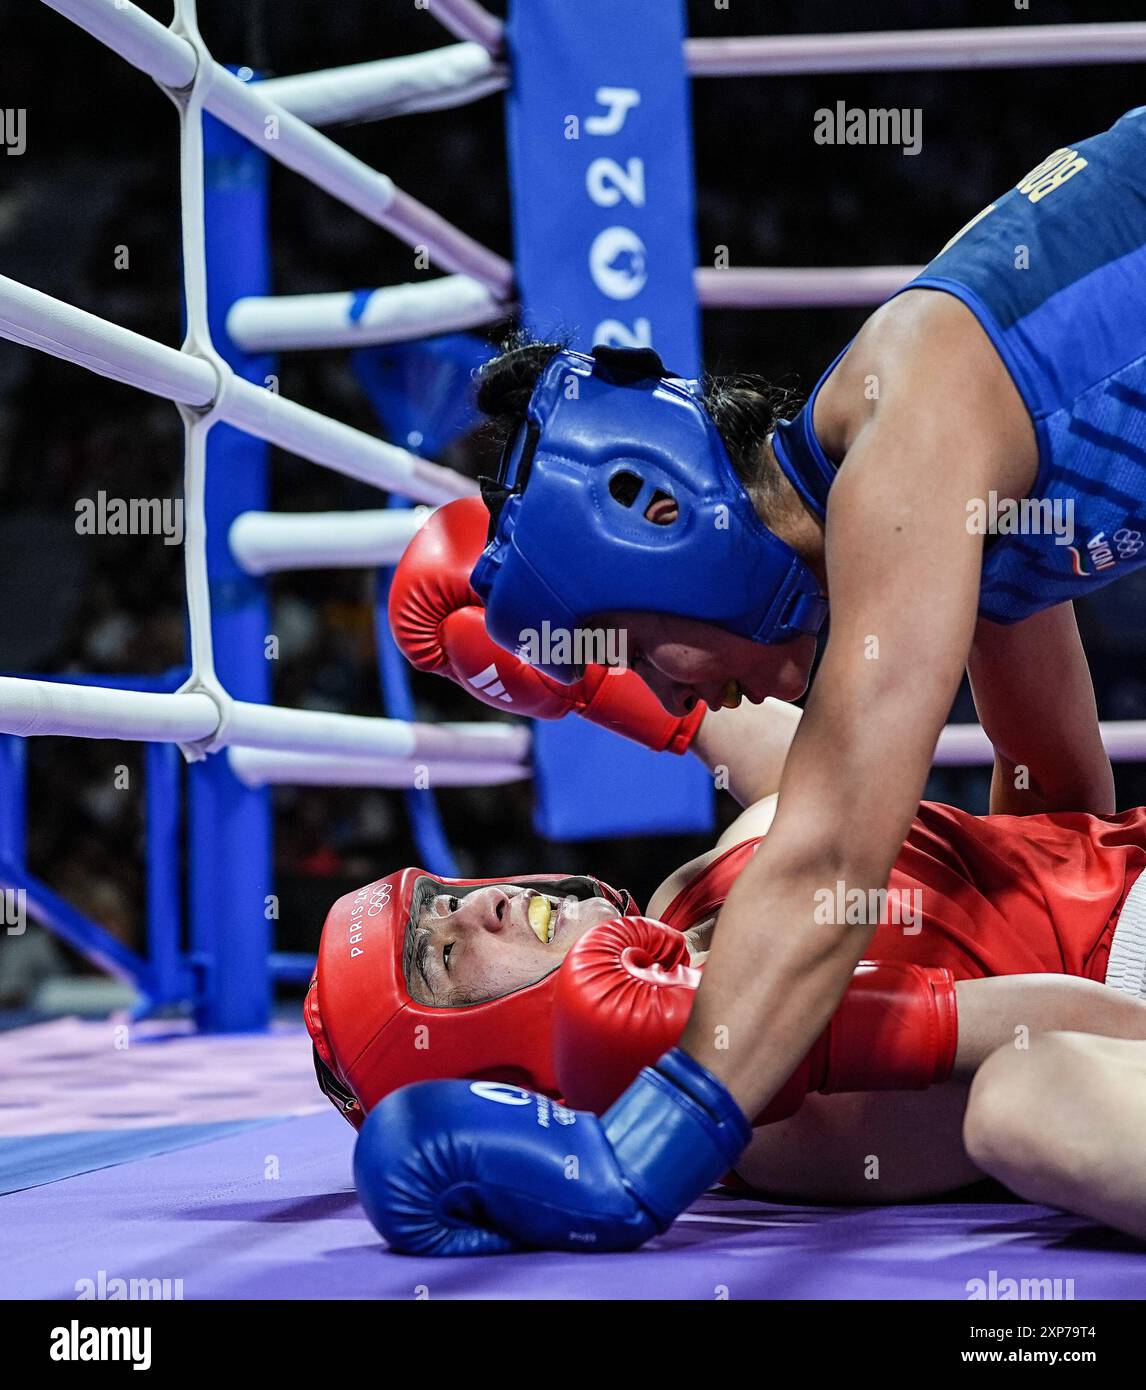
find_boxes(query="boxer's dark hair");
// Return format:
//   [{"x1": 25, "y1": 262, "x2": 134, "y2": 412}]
[{"x1": 474, "y1": 333, "x2": 803, "y2": 502}]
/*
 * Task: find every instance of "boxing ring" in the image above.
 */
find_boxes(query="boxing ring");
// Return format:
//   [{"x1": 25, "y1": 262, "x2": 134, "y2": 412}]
[{"x1": 3, "y1": 0, "x2": 1146, "y2": 1297}]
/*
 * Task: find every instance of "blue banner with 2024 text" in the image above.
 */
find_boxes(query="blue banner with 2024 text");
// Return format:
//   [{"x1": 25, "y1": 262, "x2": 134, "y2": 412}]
[{"x1": 505, "y1": 0, "x2": 714, "y2": 840}]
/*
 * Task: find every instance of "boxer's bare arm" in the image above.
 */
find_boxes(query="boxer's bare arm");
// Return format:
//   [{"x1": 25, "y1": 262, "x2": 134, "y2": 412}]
[
  {"x1": 690, "y1": 696, "x2": 803, "y2": 808},
  {"x1": 952, "y1": 974, "x2": 1146, "y2": 1078},
  {"x1": 826, "y1": 292, "x2": 1104, "y2": 819},
  {"x1": 675, "y1": 292, "x2": 1069, "y2": 1118},
  {"x1": 968, "y1": 603, "x2": 1114, "y2": 816}
]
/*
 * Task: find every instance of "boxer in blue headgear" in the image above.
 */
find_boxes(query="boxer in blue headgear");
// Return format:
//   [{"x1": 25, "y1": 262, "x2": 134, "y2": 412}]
[
  {"x1": 360, "y1": 111, "x2": 1146, "y2": 1261},
  {"x1": 471, "y1": 345, "x2": 827, "y2": 704}
]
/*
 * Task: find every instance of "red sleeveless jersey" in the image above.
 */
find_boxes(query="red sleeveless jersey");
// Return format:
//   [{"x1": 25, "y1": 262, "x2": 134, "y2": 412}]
[{"x1": 662, "y1": 800, "x2": 1146, "y2": 982}]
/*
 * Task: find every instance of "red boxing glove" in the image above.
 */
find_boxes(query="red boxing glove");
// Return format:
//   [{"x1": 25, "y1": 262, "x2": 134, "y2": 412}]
[
  {"x1": 803, "y1": 959, "x2": 960, "y2": 1097},
  {"x1": 553, "y1": 916, "x2": 702, "y2": 1116},
  {"x1": 553, "y1": 916, "x2": 958, "y2": 1125},
  {"x1": 552, "y1": 916, "x2": 812, "y2": 1122},
  {"x1": 389, "y1": 498, "x2": 703, "y2": 754}
]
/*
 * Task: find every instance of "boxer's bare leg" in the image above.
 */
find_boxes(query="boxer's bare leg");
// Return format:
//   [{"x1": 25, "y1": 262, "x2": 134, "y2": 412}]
[
  {"x1": 735, "y1": 1083, "x2": 982, "y2": 1203},
  {"x1": 964, "y1": 1032, "x2": 1146, "y2": 1240}
]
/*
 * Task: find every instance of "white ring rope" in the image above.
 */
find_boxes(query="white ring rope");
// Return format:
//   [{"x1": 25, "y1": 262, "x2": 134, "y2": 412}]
[
  {"x1": 0, "y1": 679, "x2": 220, "y2": 744},
  {"x1": 0, "y1": 273, "x2": 216, "y2": 404},
  {"x1": 227, "y1": 276, "x2": 507, "y2": 354},
  {"x1": 229, "y1": 508, "x2": 433, "y2": 576},
  {"x1": 696, "y1": 265, "x2": 924, "y2": 310},
  {"x1": 223, "y1": 709, "x2": 528, "y2": 763},
  {"x1": 686, "y1": 23, "x2": 1146, "y2": 76},
  {"x1": 258, "y1": 42, "x2": 506, "y2": 127},
  {"x1": 0, "y1": 678, "x2": 531, "y2": 763},
  {"x1": 425, "y1": 0, "x2": 505, "y2": 55},
  {"x1": 228, "y1": 747, "x2": 529, "y2": 789},
  {"x1": 934, "y1": 722, "x2": 1146, "y2": 768}
]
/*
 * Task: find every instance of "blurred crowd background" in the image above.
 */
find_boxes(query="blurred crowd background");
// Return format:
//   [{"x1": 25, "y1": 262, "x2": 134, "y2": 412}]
[{"x1": 2, "y1": 0, "x2": 1145, "y2": 1007}]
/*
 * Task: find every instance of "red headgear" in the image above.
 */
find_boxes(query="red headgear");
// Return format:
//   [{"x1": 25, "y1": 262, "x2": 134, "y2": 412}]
[{"x1": 305, "y1": 867, "x2": 638, "y2": 1128}]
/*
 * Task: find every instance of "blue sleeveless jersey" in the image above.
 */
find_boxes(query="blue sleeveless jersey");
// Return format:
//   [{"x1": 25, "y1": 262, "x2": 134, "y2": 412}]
[{"x1": 772, "y1": 106, "x2": 1146, "y2": 623}]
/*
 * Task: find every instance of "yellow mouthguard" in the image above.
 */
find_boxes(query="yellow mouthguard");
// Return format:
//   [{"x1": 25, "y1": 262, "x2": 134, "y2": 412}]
[
  {"x1": 528, "y1": 895, "x2": 553, "y2": 943},
  {"x1": 722, "y1": 679, "x2": 743, "y2": 709}
]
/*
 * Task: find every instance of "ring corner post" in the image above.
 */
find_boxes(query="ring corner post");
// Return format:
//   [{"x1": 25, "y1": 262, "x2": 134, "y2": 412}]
[
  {"x1": 0, "y1": 734, "x2": 27, "y2": 876},
  {"x1": 188, "y1": 93, "x2": 275, "y2": 1033}
]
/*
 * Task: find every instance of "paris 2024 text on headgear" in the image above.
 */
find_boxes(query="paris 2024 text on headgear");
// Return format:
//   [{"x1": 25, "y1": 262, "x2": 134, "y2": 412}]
[
  {"x1": 305, "y1": 868, "x2": 637, "y2": 1127},
  {"x1": 470, "y1": 346, "x2": 829, "y2": 684}
]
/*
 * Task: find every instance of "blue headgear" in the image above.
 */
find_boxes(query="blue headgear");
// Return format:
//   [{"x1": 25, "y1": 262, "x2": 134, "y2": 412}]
[{"x1": 470, "y1": 346, "x2": 827, "y2": 684}]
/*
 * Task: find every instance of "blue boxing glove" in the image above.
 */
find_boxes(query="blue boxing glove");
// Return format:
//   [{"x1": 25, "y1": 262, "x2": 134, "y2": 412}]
[{"x1": 354, "y1": 1048, "x2": 751, "y2": 1255}]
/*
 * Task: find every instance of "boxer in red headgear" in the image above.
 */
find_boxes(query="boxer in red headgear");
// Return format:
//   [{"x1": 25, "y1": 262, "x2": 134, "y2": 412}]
[
  {"x1": 307, "y1": 495, "x2": 701, "y2": 1128},
  {"x1": 308, "y1": 498, "x2": 1146, "y2": 1210},
  {"x1": 308, "y1": 788, "x2": 1146, "y2": 1203},
  {"x1": 306, "y1": 869, "x2": 640, "y2": 1127}
]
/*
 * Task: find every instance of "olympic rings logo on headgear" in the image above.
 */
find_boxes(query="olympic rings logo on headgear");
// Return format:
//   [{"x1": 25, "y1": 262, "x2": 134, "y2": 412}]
[
  {"x1": 367, "y1": 882, "x2": 392, "y2": 916},
  {"x1": 1114, "y1": 527, "x2": 1143, "y2": 559}
]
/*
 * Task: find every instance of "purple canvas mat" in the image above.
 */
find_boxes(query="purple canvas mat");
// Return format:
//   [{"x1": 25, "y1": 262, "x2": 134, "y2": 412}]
[
  {"x1": 0, "y1": 1017, "x2": 324, "y2": 1136},
  {"x1": 3, "y1": 1109, "x2": 1145, "y2": 1300}
]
